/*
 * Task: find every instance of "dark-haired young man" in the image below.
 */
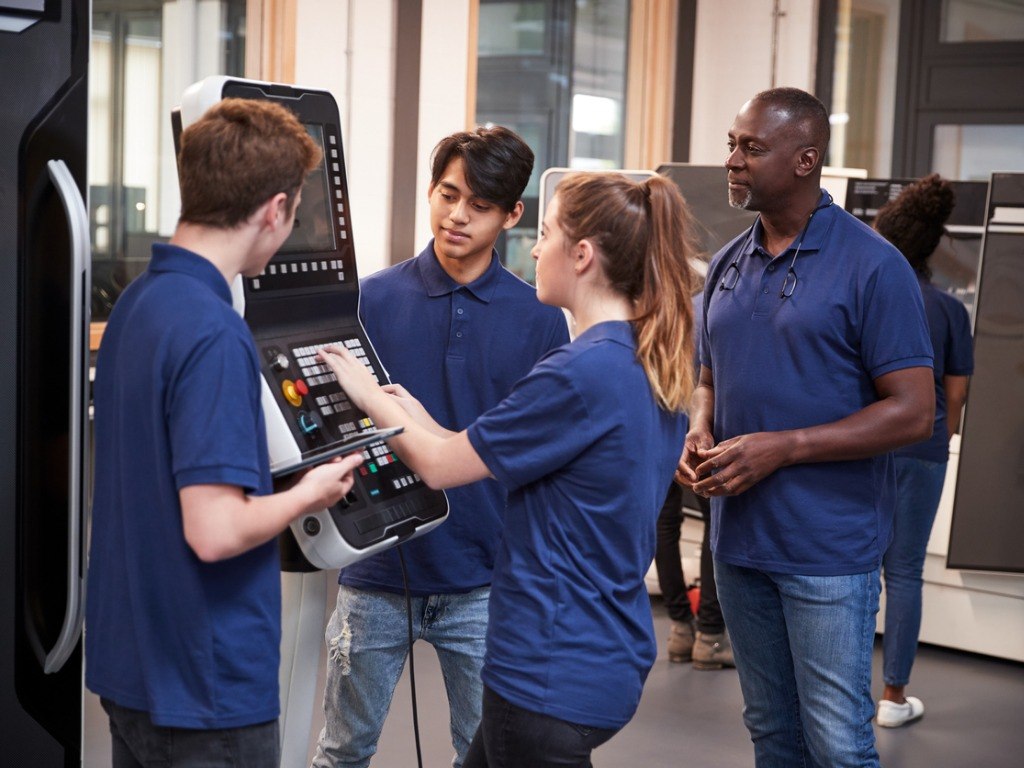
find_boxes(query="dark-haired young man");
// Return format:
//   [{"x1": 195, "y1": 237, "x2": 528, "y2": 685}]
[
  {"x1": 86, "y1": 98, "x2": 364, "y2": 768},
  {"x1": 312, "y1": 127, "x2": 569, "y2": 768},
  {"x1": 679, "y1": 88, "x2": 935, "y2": 767}
]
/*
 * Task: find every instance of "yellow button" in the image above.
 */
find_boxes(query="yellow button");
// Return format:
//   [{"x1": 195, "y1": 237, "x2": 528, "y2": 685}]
[{"x1": 282, "y1": 379, "x2": 302, "y2": 407}]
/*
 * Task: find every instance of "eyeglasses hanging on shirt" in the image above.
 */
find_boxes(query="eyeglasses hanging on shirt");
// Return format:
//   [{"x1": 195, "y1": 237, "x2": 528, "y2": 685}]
[{"x1": 719, "y1": 192, "x2": 834, "y2": 300}]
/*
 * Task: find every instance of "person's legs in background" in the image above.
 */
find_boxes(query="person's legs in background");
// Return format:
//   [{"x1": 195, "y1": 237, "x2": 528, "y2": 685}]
[
  {"x1": 654, "y1": 483, "x2": 696, "y2": 662},
  {"x1": 878, "y1": 456, "x2": 946, "y2": 727},
  {"x1": 690, "y1": 493, "x2": 734, "y2": 670}
]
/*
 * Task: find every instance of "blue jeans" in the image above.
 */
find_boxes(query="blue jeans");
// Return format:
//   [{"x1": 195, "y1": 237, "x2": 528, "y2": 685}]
[
  {"x1": 882, "y1": 457, "x2": 947, "y2": 686},
  {"x1": 101, "y1": 699, "x2": 279, "y2": 768},
  {"x1": 311, "y1": 585, "x2": 489, "y2": 768},
  {"x1": 715, "y1": 561, "x2": 881, "y2": 768},
  {"x1": 462, "y1": 685, "x2": 618, "y2": 768}
]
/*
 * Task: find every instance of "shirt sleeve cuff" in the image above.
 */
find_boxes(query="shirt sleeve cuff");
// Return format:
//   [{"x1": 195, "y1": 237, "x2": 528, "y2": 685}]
[
  {"x1": 869, "y1": 355, "x2": 934, "y2": 380},
  {"x1": 466, "y1": 423, "x2": 521, "y2": 492},
  {"x1": 175, "y1": 466, "x2": 262, "y2": 494}
]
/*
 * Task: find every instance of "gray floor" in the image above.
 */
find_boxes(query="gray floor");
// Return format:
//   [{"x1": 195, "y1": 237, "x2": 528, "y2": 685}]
[
  {"x1": 364, "y1": 597, "x2": 1024, "y2": 768},
  {"x1": 84, "y1": 595, "x2": 1024, "y2": 767}
]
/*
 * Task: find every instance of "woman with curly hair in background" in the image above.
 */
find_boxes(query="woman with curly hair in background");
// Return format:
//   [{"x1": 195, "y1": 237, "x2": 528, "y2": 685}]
[{"x1": 872, "y1": 174, "x2": 975, "y2": 728}]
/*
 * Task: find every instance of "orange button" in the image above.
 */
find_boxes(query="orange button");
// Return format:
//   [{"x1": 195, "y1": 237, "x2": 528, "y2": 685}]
[
  {"x1": 295, "y1": 379, "x2": 309, "y2": 396},
  {"x1": 282, "y1": 379, "x2": 302, "y2": 407}
]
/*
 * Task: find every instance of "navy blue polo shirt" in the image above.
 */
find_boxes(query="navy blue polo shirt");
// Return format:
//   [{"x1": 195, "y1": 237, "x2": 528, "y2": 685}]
[
  {"x1": 896, "y1": 277, "x2": 974, "y2": 463},
  {"x1": 701, "y1": 193, "x2": 933, "y2": 575},
  {"x1": 341, "y1": 241, "x2": 570, "y2": 595},
  {"x1": 86, "y1": 244, "x2": 279, "y2": 729},
  {"x1": 468, "y1": 321, "x2": 687, "y2": 729}
]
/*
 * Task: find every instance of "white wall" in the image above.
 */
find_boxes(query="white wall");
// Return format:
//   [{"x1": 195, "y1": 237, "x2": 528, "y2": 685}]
[
  {"x1": 294, "y1": 0, "x2": 396, "y2": 277},
  {"x1": 293, "y1": 0, "x2": 474, "y2": 275},
  {"x1": 413, "y1": 0, "x2": 474, "y2": 251},
  {"x1": 690, "y1": 0, "x2": 818, "y2": 164}
]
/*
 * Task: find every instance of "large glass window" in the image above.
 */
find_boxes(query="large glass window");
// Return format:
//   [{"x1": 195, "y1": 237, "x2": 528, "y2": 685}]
[
  {"x1": 475, "y1": 0, "x2": 630, "y2": 282},
  {"x1": 89, "y1": 0, "x2": 247, "y2": 320},
  {"x1": 933, "y1": 124, "x2": 1024, "y2": 180},
  {"x1": 826, "y1": 0, "x2": 900, "y2": 176},
  {"x1": 940, "y1": 0, "x2": 1024, "y2": 42},
  {"x1": 568, "y1": 0, "x2": 629, "y2": 171}
]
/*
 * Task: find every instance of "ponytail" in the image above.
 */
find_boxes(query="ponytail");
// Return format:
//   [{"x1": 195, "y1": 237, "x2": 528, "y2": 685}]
[
  {"x1": 633, "y1": 177, "x2": 698, "y2": 412},
  {"x1": 554, "y1": 173, "x2": 699, "y2": 412}
]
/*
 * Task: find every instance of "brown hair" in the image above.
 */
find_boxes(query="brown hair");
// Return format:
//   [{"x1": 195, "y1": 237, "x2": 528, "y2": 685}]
[
  {"x1": 554, "y1": 172, "x2": 699, "y2": 412},
  {"x1": 873, "y1": 173, "x2": 955, "y2": 279},
  {"x1": 177, "y1": 98, "x2": 321, "y2": 228}
]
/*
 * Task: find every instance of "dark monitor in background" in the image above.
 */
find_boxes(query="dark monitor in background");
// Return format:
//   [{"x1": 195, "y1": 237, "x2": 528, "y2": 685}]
[
  {"x1": 278, "y1": 123, "x2": 336, "y2": 255},
  {"x1": 656, "y1": 163, "x2": 757, "y2": 262},
  {"x1": 948, "y1": 170, "x2": 1024, "y2": 574},
  {"x1": 538, "y1": 166, "x2": 657, "y2": 224},
  {"x1": 844, "y1": 177, "x2": 989, "y2": 316}
]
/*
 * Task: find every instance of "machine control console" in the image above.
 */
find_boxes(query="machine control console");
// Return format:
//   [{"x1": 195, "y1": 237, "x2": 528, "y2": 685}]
[{"x1": 175, "y1": 76, "x2": 447, "y2": 571}]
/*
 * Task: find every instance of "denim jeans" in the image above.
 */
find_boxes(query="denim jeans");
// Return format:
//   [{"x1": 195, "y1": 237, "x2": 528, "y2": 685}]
[
  {"x1": 882, "y1": 456, "x2": 947, "y2": 687},
  {"x1": 715, "y1": 561, "x2": 881, "y2": 768},
  {"x1": 311, "y1": 584, "x2": 489, "y2": 768},
  {"x1": 462, "y1": 685, "x2": 618, "y2": 768},
  {"x1": 101, "y1": 698, "x2": 279, "y2": 768}
]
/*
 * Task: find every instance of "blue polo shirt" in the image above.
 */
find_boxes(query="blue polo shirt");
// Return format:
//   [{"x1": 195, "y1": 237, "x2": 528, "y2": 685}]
[
  {"x1": 86, "y1": 244, "x2": 279, "y2": 729},
  {"x1": 341, "y1": 242, "x2": 569, "y2": 595},
  {"x1": 701, "y1": 193, "x2": 933, "y2": 575},
  {"x1": 468, "y1": 321, "x2": 687, "y2": 729},
  {"x1": 896, "y1": 277, "x2": 974, "y2": 463}
]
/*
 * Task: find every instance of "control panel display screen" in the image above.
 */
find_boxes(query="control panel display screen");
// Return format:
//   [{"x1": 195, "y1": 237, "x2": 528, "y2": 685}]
[{"x1": 279, "y1": 123, "x2": 336, "y2": 255}]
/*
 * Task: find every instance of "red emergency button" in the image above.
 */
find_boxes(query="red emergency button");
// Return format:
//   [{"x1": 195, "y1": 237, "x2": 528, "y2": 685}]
[
  {"x1": 282, "y1": 379, "x2": 302, "y2": 407},
  {"x1": 295, "y1": 379, "x2": 309, "y2": 396}
]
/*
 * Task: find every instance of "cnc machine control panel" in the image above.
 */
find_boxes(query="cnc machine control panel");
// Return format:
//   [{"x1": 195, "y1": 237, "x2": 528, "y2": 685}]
[{"x1": 175, "y1": 77, "x2": 448, "y2": 569}]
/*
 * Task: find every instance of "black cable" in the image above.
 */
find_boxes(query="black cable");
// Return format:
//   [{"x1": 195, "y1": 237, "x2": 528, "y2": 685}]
[{"x1": 397, "y1": 544, "x2": 424, "y2": 768}]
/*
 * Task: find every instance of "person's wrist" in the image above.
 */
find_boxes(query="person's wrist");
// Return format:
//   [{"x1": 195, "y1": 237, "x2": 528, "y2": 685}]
[{"x1": 777, "y1": 430, "x2": 803, "y2": 467}]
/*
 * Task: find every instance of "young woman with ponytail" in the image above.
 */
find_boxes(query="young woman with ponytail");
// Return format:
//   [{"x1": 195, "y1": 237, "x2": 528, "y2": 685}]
[{"x1": 319, "y1": 171, "x2": 699, "y2": 767}]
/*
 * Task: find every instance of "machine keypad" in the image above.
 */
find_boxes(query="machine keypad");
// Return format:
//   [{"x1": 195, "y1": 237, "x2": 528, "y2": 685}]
[{"x1": 288, "y1": 337, "x2": 379, "y2": 440}]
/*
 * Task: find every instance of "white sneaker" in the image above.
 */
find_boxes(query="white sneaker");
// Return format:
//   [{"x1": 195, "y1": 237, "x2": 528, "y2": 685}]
[{"x1": 876, "y1": 696, "x2": 925, "y2": 728}]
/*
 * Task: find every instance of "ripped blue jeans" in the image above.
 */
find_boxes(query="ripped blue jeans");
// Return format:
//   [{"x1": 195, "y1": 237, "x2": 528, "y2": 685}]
[{"x1": 311, "y1": 585, "x2": 489, "y2": 768}]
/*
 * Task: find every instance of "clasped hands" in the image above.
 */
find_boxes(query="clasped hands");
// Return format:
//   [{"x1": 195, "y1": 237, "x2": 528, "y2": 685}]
[{"x1": 676, "y1": 430, "x2": 787, "y2": 497}]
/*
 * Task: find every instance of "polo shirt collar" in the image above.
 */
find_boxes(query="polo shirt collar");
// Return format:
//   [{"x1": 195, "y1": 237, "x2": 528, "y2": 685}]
[
  {"x1": 749, "y1": 189, "x2": 837, "y2": 258},
  {"x1": 577, "y1": 319, "x2": 635, "y2": 347},
  {"x1": 148, "y1": 243, "x2": 234, "y2": 305},
  {"x1": 417, "y1": 239, "x2": 503, "y2": 302}
]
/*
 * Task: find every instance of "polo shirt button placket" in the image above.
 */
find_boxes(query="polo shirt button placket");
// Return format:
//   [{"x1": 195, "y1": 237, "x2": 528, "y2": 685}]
[{"x1": 452, "y1": 291, "x2": 467, "y2": 350}]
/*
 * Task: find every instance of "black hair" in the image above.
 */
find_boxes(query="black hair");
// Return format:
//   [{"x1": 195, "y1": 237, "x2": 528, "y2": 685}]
[
  {"x1": 430, "y1": 125, "x2": 534, "y2": 212},
  {"x1": 873, "y1": 174, "x2": 956, "y2": 279},
  {"x1": 751, "y1": 87, "x2": 831, "y2": 154}
]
